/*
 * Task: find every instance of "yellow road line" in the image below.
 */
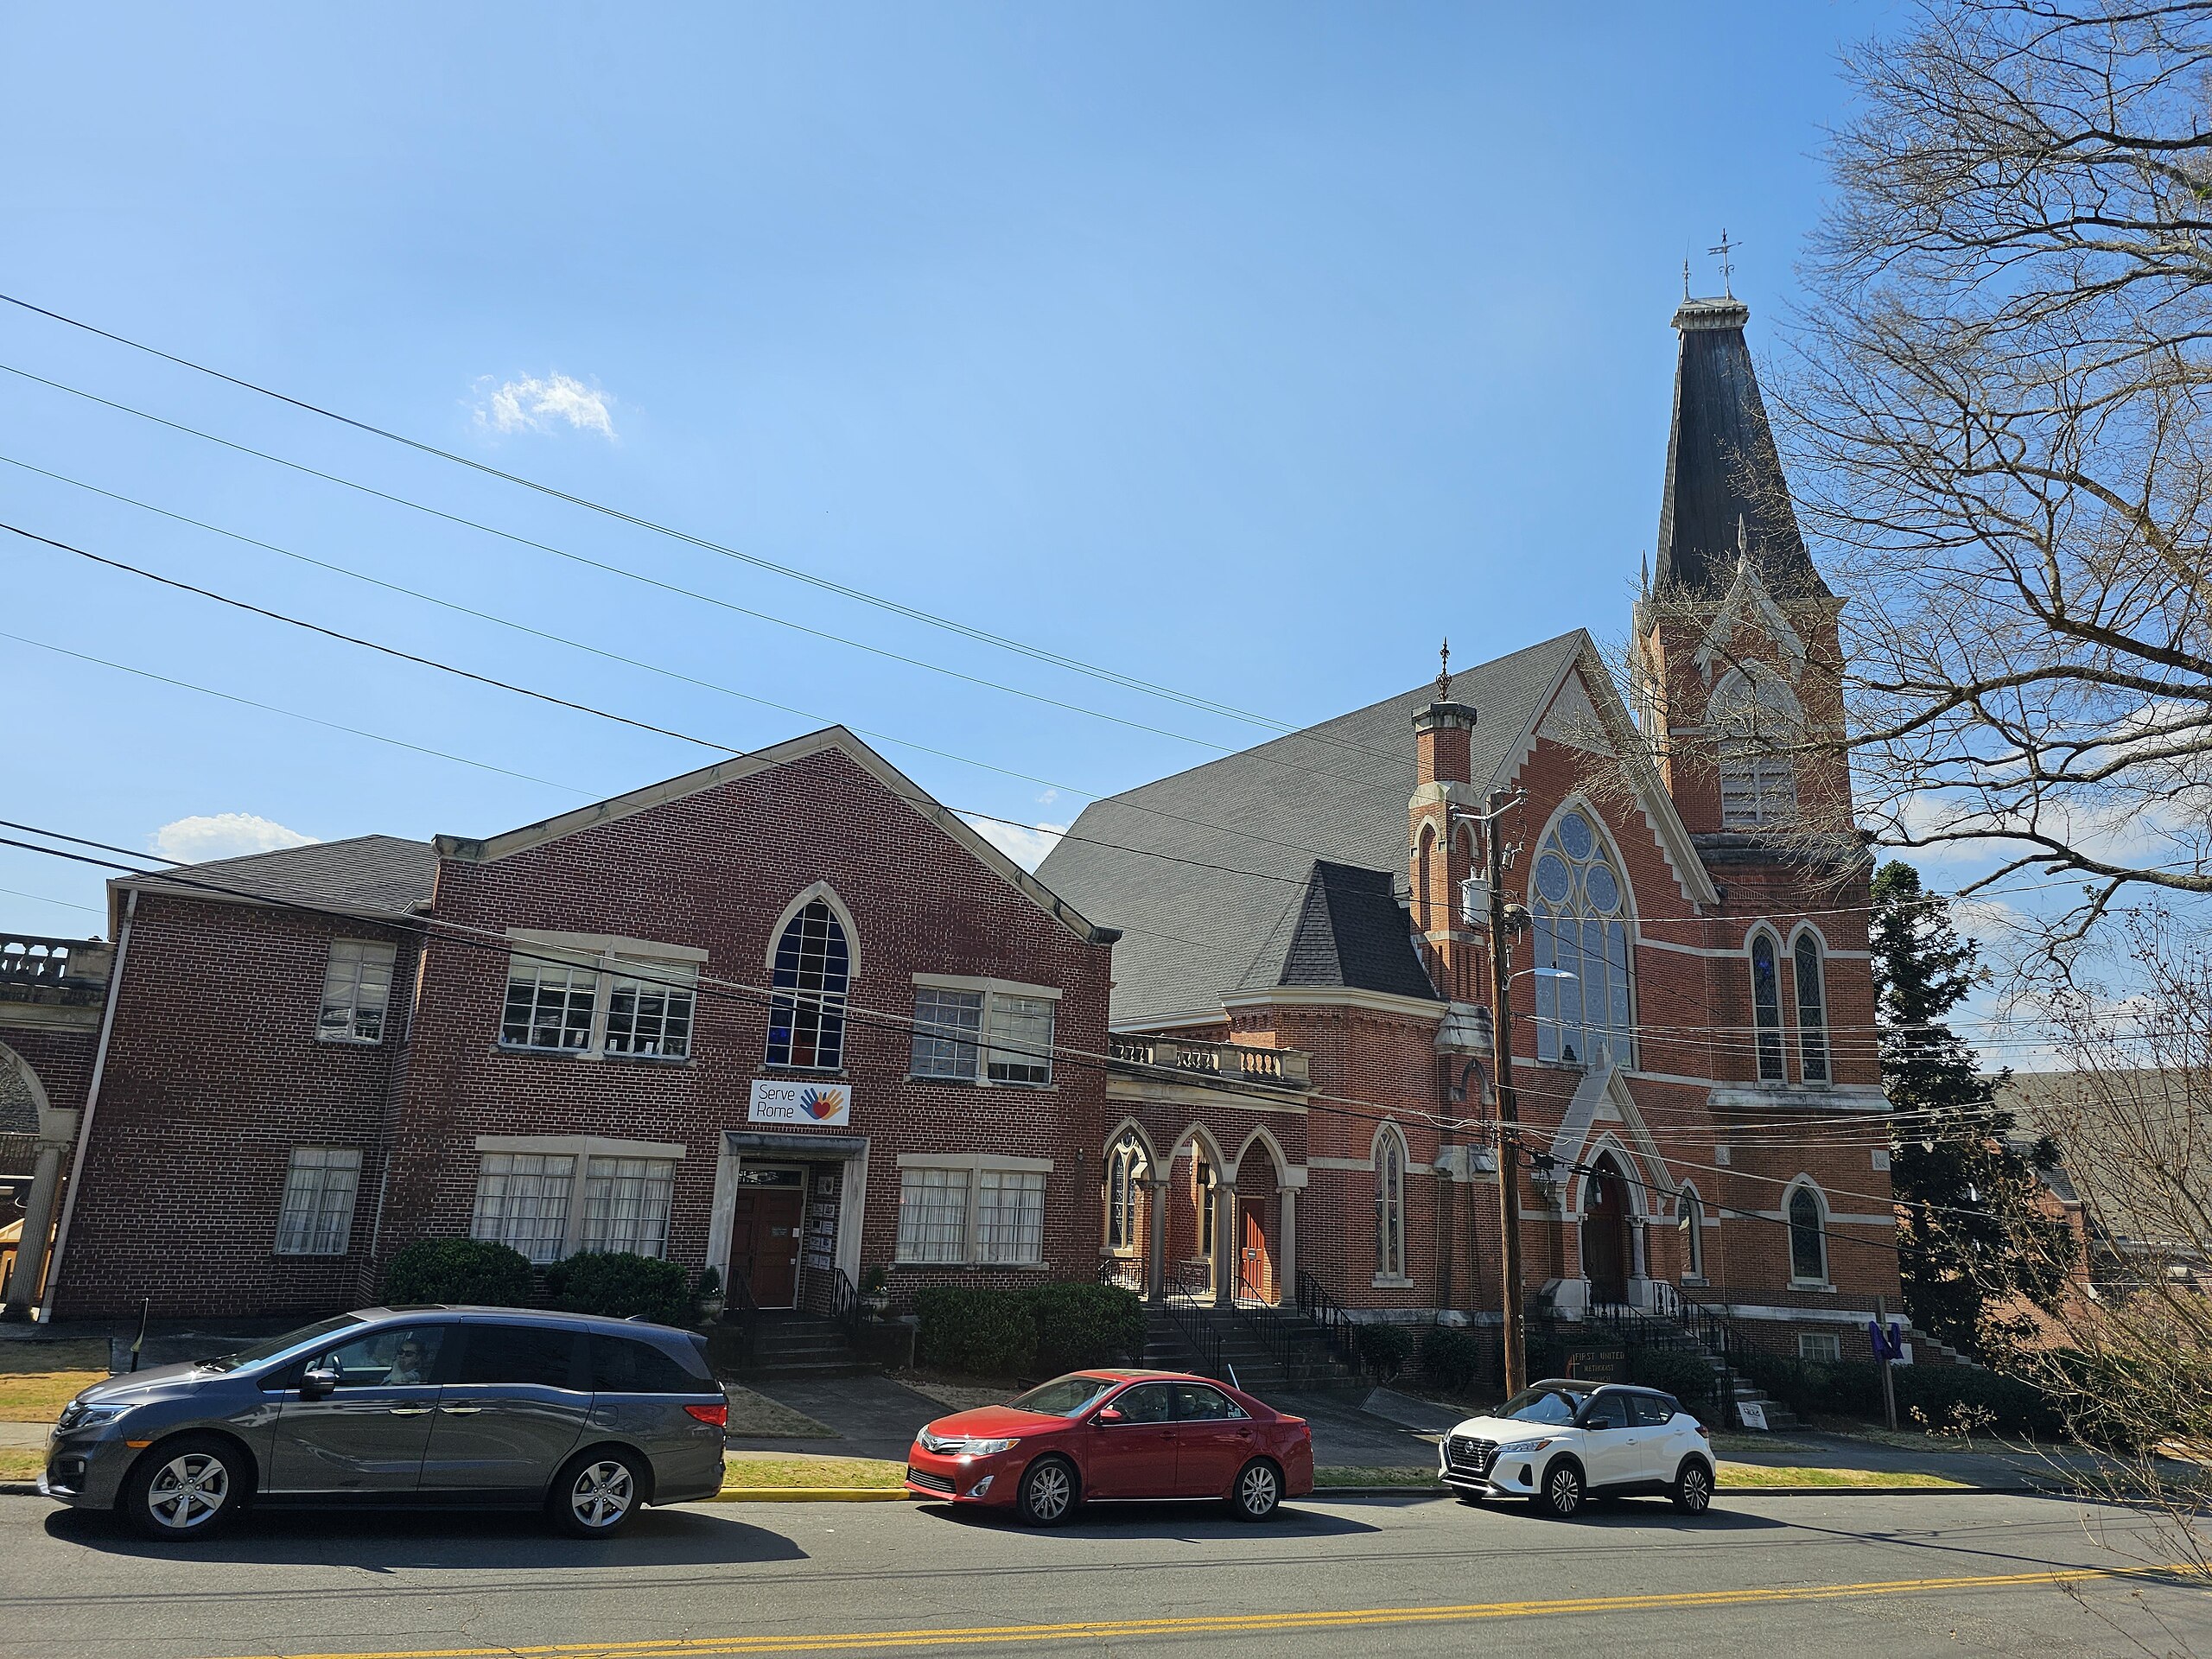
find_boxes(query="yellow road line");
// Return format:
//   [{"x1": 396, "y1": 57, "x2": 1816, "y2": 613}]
[{"x1": 207, "y1": 1561, "x2": 2198, "y2": 1659}]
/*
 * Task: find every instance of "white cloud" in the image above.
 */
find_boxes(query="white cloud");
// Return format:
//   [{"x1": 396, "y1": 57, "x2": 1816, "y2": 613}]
[
  {"x1": 963, "y1": 817, "x2": 1068, "y2": 872},
  {"x1": 152, "y1": 813, "x2": 317, "y2": 864},
  {"x1": 473, "y1": 373, "x2": 618, "y2": 440}
]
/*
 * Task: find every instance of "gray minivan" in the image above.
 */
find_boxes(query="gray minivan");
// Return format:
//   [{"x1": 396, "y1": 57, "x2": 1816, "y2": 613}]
[{"x1": 41, "y1": 1306, "x2": 728, "y2": 1541}]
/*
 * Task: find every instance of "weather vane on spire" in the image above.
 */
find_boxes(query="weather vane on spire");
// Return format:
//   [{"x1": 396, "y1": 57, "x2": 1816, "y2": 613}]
[
  {"x1": 1435, "y1": 639, "x2": 1452, "y2": 701},
  {"x1": 1708, "y1": 228, "x2": 1739, "y2": 298}
]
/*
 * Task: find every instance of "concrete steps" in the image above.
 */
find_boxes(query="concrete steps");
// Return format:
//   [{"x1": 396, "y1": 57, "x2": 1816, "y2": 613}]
[
  {"x1": 1143, "y1": 1306, "x2": 1363, "y2": 1395},
  {"x1": 738, "y1": 1313, "x2": 868, "y2": 1380}
]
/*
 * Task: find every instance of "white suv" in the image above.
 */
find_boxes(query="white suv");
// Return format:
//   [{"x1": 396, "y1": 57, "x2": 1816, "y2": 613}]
[{"x1": 1439, "y1": 1379, "x2": 1713, "y2": 1517}]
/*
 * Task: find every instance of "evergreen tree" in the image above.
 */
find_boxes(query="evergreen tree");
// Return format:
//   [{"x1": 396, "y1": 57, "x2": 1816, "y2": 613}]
[{"x1": 1871, "y1": 861, "x2": 2065, "y2": 1355}]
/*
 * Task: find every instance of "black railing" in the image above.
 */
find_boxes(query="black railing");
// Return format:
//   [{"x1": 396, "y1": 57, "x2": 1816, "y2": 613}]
[
  {"x1": 1166, "y1": 1259, "x2": 1214, "y2": 1306},
  {"x1": 722, "y1": 1270, "x2": 760, "y2": 1371},
  {"x1": 1096, "y1": 1252, "x2": 1146, "y2": 1294},
  {"x1": 1153, "y1": 1296, "x2": 1226, "y2": 1382},
  {"x1": 830, "y1": 1267, "x2": 863, "y2": 1343},
  {"x1": 1581, "y1": 1284, "x2": 1753, "y2": 1427},
  {"x1": 1295, "y1": 1273, "x2": 1361, "y2": 1373}
]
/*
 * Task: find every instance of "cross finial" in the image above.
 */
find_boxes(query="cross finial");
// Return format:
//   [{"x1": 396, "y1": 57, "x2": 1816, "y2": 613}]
[
  {"x1": 1708, "y1": 227, "x2": 1738, "y2": 297},
  {"x1": 1435, "y1": 639, "x2": 1452, "y2": 701},
  {"x1": 1682, "y1": 257, "x2": 1691, "y2": 302}
]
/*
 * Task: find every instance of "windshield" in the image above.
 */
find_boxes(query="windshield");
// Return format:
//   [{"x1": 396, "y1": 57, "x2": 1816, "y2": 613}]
[
  {"x1": 1005, "y1": 1374, "x2": 1121, "y2": 1418},
  {"x1": 200, "y1": 1314, "x2": 365, "y2": 1373},
  {"x1": 1497, "y1": 1385, "x2": 1588, "y2": 1426}
]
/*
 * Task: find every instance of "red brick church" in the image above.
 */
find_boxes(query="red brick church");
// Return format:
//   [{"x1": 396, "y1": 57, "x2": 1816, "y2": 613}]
[{"x1": 1041, "y1": 292, "x2": 1899, "y2": 1363}]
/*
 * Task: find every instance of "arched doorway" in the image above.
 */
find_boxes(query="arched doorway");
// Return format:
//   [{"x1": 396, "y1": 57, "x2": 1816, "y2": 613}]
[
  {"x1": 1234, "y1": 1159, "x2": 1277, "y2": 1306},
  {"x1": 1582, "y1": 1155, "x2": 1630, "y2": 1307}
]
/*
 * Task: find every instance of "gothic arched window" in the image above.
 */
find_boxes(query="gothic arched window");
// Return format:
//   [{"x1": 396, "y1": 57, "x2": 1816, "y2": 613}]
[
  {"x1": 1787, "y1": 1181, "x2": 1829, "y2": 1284},
  {"x1": 1711, "y1": 667, "x2": 1801, "y2": 827},
  {"x1": 1531, "y1": 809, "x2": 1634, "y2": 1068},
  {"x1": 766, "y1": 899, "x2": 850, "y2": 1069},
  {"x1": 1794, "y1": 931, "x2": 1829, "y2": 1084},
  {"x1": 1751, "y1": 931, "x2": 1786, "y2": 1083},
  {"x1": 1676, "y1": 1185, "x2": 1706, "y2": 1281},
  {"x1": 1105, "y1": 1135, "x2": 1147, "y2": 1253},
  {"x1": 1375, "y1": 1125, "x2": 1408, "y2": 1281}
]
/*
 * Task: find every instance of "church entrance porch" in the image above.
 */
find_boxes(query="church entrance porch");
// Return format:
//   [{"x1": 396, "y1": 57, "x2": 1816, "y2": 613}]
[{"x1": 1582, "y1": 1155, "x2": 1631, "y2": 1308}]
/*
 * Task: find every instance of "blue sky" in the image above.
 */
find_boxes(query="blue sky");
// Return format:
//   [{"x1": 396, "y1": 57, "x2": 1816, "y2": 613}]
[{"x1": 1, "y1": 1, "x2": 1891, "y2": 933}]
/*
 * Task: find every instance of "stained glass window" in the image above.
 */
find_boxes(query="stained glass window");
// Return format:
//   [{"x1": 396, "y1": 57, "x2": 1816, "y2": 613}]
[{"x1": 1530, "y1": 810, "x2": 1635, "y2": 1068}]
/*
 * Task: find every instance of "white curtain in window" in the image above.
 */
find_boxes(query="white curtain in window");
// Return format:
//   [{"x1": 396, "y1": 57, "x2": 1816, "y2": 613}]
[
  {"x1": 275, "y1": 1147, "x2": 361, "y2": 1255},
  {"x1": 976, "y1": 1169, "x2": 1046, "y2": 1264},
  {"x1": 896, "y1": 1166, "x2": 969, "y2": 1263},
  {"x1": 582, "y1": 1156, "x2": 677, "y2": 1256},
  {"x1": 472, "y1": 1153, "x2": 577, "y2": 1262}
]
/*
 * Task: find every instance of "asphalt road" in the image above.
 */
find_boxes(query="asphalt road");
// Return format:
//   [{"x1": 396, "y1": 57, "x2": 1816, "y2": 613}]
[{"x1": 0, "y1": 1488, "x2": 2202, "y2": 1658}]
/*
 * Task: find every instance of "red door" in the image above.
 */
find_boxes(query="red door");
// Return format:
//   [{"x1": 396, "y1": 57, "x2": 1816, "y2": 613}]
[
  {"x1": 1240, "y1": 1201, "x2": 1273, "y2": 1304},
  {"x1": 729, "y1": 1187, "x2": 804, "y2": 1308},
  {"x1": 1084, "y1": 1382, "x2": 1179, "y2": 1497},
  {"x1": 1583, "y1": 1164, "x2": 1629, "y2": 1306}
]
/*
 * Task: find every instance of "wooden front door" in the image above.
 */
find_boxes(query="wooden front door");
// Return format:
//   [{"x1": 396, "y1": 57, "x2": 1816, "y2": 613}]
[
  {"x1": 1582, "y1": 1163, "x2": 1629, "y2": 1306},
  {"x1": 728, "y1": 1186, "x2": 805, "y2": 1309},
  {"x1": 1239, "y1": 1199, "x2": 1274, "y2": 1303}
]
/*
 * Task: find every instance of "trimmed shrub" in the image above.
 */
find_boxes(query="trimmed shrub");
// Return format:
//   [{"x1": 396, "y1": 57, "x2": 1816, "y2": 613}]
[
  {"x1": 1418, "y1": 1325, "x2": 1484, "y2": 1393},
  {"x1": 1736, "y1": 1351, "x2": 2064, "y2": 1439},
  {"x1": 1026, "y1": 1282, "x2": 1145, "y2": 1374},
  {"x1": 383, "y1": 1237, "x2": 534, "y2": 1308},
  {"x1": 915, "y1": 1286, "x2": 1039, "y2": 1377},
  {"x1": 545, "y1": 1251, "x2": 690, "y2": 1325},
  {"x1": 1626, "y1": 1344, "x2": 1715, "y2": 1414},
  {"x1": 1356, "y1": 1320, "x2": 1415, "y2": 1378}
]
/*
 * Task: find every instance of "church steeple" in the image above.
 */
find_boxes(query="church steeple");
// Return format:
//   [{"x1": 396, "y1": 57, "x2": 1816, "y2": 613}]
[{"x1": 1654, "y1": 296, "x2": 1827, "y2": 601}]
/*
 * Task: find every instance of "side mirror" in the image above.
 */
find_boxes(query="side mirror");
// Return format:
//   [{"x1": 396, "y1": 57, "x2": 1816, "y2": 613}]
[
  {"x1": 1093, "y1": 1406, "x2": 1125, "y2": 1426},
  {"x1": 301, "y1": 1363, "x2": 340, "y2": 1401}
]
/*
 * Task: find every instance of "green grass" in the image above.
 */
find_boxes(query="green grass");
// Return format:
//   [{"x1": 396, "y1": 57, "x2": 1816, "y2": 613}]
[
  {"x1": 721, "y1": 1452, "x2": 906, "y2": 1491},
  {"x1": 1314, "y1": 1465, "x2": 1440, "y2": 1487},
  {"x1": 0, "y1": 1372, "x2": 104, "y2": 1423},
  {"x1": 1718, "y1": 1461, "x2": 1967, "y2": 1490}
]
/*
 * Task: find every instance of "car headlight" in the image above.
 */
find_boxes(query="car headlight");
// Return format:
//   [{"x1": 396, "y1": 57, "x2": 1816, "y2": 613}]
[
  {"x1": 1496, "y1": 1438, "x2": 1554, "y2": 1459},
  {"x1": 963, "y1": 1437, "x2": 1020, "y2": 1455},
  {"x1": 57, "y1": 1402, "x2": 132, "y2": 1432}
]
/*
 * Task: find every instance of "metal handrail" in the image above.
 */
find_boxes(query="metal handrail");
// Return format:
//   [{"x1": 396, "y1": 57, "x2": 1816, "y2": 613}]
[
  {"x1": 723, "y1": 1270, "x2": 760, "y2": 1371},
  {"x1": 1166, "y1": 1259, "x2": 1214, "y2": 1306},
  {"x1": 830, "y1": 1267, "x2": 864, "y2": 1342},
  {"x1": 1153, "y1": 1297, "x2": 1226, "y2": 1382},
  {"x1": 1294, "y1": 1273, "x2": 1360, "y2": 1372}
]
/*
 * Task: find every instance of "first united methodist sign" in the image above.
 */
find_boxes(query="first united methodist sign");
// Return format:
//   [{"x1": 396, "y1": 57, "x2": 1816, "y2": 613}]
[{"x1": 747, "y1": 1077, "x2": 853, "y2": 1128}]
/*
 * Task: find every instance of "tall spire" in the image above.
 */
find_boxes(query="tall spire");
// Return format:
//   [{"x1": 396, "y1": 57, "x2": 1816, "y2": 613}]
[{"x1": 1653, "y1": 296, "x2": 1827, "y2": 601}]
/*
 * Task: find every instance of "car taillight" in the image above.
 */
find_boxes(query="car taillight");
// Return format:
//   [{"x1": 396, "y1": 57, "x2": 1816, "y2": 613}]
[
  {"x1": 1694, "y1": 1422, "x2": 1710, "y2": 1438},
  {"x1": 686, "y1": 1403, "x2": 728, "y2": 1427}
]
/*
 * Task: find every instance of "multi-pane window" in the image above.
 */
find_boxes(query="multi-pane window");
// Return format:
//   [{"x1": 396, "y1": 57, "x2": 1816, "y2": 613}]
[
  {"x1": 472, "y1": 1152, "x2": 576, "y2": 1263},
  {"x1": 318, "y1": 941, "x2": 396, "y2": 1044},
  {"x1": 274, "y1": 1147, "x2": 361, "y2": 1255},
  {"x1": 1531, "y1": 810, "x2": 1635, "y2": 1067},
  {"x1": 1105, "y1": 1135, "x2": 1147, "y2": 1252},
  {"x1": 910, "y1": 988, "x2": 983, "y2": 1079},
  {"x1": 1712, "y1": 667, "x2": 1801, "y2": 828},
  {"x1": 987, "y1": 995, "x2": 1054, "y2": 1084},
  {"x1": 502, "y1": 954, "x2": 597, "y2": 1052},
  {"x1": 582, "y1": 1156, "x2": 677, "y2": 1256},
  {"x1": 1375, "y1": 1127, "x2": 1408, "y2": 1281},
  {"x1": 1751, "y1": 933, "x2": 1786, "y2": 1082},
  {"x1": 604, "y1": 960, "x2": 696, "y2": 1058},
  {"x1": 895, "y1": 1166, "x2": 970, "y2": 1264},
  {"x1": 976, "y1": 1169, "x2": 1046, "y2": 1264},
  {"x1": 1788, "y1": 1184, "x2": 1828, "y2": 1283},
  {"x1": 1794, "y1": 933, "x2": 1829, "y2": 1083},
  {"x1": 766, "y1": 900, "x2": 849, "y2": 1070}
]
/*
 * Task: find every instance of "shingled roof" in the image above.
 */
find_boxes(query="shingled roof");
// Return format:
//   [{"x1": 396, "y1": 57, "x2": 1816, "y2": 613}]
[
  {"x1": 1037, "y1": 632, "x2": 1583, "y2": 1027},
  {"x1": 1655, "y1": 297, "x2": 1827, "y2": 601},
  {"x1": 123, "y1": 834, "x2": 435, "y2": 918}
]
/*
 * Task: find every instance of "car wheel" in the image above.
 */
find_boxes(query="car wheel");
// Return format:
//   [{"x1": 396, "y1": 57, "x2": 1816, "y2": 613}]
[
  {"x1": 1671, "y1": 1459, "x2": 1714, "y2": 1516},
  {"x1": 1535, "y1": 1459, "x2": 1585, "y2": 1519},
  {"x1": 122, "y1": 1434, "x2": 245, "y2": 1541},
  {"x1": 1230, "y1": 1458, "x2": 1281, "y2": 1522},
  {"x1": 1016, "y1": 1455, "x2": 1078, "y2": 1527},
  {"x1": 550, "y1": 1448, "x2": 646, "y2": 1539}
]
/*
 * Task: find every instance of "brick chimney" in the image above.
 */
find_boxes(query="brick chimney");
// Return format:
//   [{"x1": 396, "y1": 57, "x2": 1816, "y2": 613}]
[{"x1": 1409, "y1": 644, "x2": 1480, "y2": 999}]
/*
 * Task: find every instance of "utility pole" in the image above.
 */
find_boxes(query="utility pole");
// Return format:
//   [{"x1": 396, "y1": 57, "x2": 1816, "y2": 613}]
[{"x1": 1484, "y1": 788, "x2": 1528, "y2": 1399}]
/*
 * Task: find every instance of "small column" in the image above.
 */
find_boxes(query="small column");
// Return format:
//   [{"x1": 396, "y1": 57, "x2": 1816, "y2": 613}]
[
  {"x1": 1277, "y1": 1182, "x2": 1300, "y2": 1306},
  {"x1": 1212, "y1": 1182, "x2": 1236, "y2": 1308},
  {"x1": 1145, "y1": 1178, "x2": 1169, "y2": 1306},
  {"x1": 1630, "y1": 1216, "x2": 1649, "y2": 1281},
  {"x1": 4, "y1": 1136, "x2": 71, "y2": 1316}
]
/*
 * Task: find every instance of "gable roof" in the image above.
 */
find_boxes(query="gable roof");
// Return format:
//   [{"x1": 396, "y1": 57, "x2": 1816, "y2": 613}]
[
  {"x1": 1655, "y1": 297, "x2": 1827, "y2": 602},
  {"x1": 435, "y1": 725, "x2": 1110, "y2": 944},
  {"x1": 1245, "y1": 861, "x2": 1440, "y2": 1001},
  {"x1": 1036, "y1": 633, "x2": 1582, "y2": 1027},
  {"x1": 117, "y1": 835, "x2": 435, "y2": 922}
]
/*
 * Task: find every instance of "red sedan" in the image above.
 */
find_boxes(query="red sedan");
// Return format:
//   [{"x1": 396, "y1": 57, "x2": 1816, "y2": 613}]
[{"x1": 904, "y1": 1370, "x2": 1313, "y2": 1525}]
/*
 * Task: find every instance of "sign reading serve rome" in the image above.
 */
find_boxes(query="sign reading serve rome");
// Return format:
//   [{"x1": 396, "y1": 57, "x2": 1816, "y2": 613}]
[{"x1": 747, "y1": 1078, "x2": 852, "y2": 1128}]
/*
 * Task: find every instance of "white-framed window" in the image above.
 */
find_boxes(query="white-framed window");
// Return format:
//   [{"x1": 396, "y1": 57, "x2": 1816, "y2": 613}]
[
  {"x1": 1787, "y1": 1180, "x2": 1830, "y2": 1286},
  {"x1": 1798, "y1": 1331, "x2": 1843, "y2": 1363},
  {"x1": 502, "y1": 953, "x2": 598, "y2": 1052},
  {"x1": 472, "y1": 1152, "x2": 578, "y2": 1263},
  {"x1": 1675, "y1": 1185, "x2": 1706, "y2": 1281},
  {"x1": 908, "y1": 976, "x2": 1058, "y2": 1086},
  {"x1": 894, "y1": 1154, "x2": 1052, "y2": 1267},
  {"x1": 604, "y1": 960, "x2": 697, "y2": 1058},
  {"x1": 1751, "y1": 931, "x2": 1787, "y2": 1082},
  {"x1": 1793, "y1": 931, "x2": 1829, "y2": 1084},
  {"x1": 1375, "y1": 1125, "x2": 1408, "y2": 1283},
  {"x1": 1711, "y1": 665, "x2": 1801, "y2": 827},
  {"x1": 1530, "y1": 809, "x2": 1635, "y2": 1068},
  {"x1": 318, "y1": 940, "x2": 396, "y2": 1044},
  {"x1": 498, "y1": 934, "x2": 704, "y2": 1061},
  {"x1": 766, "y1": 900, "x2": 850, "y2": 1070},
  {"x1": 274, "y1": 1147, "x2": 361, "y2": 1255},
  {"x1": 582, "y1": 1156, "x2": 678, "y2": 1256}
]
